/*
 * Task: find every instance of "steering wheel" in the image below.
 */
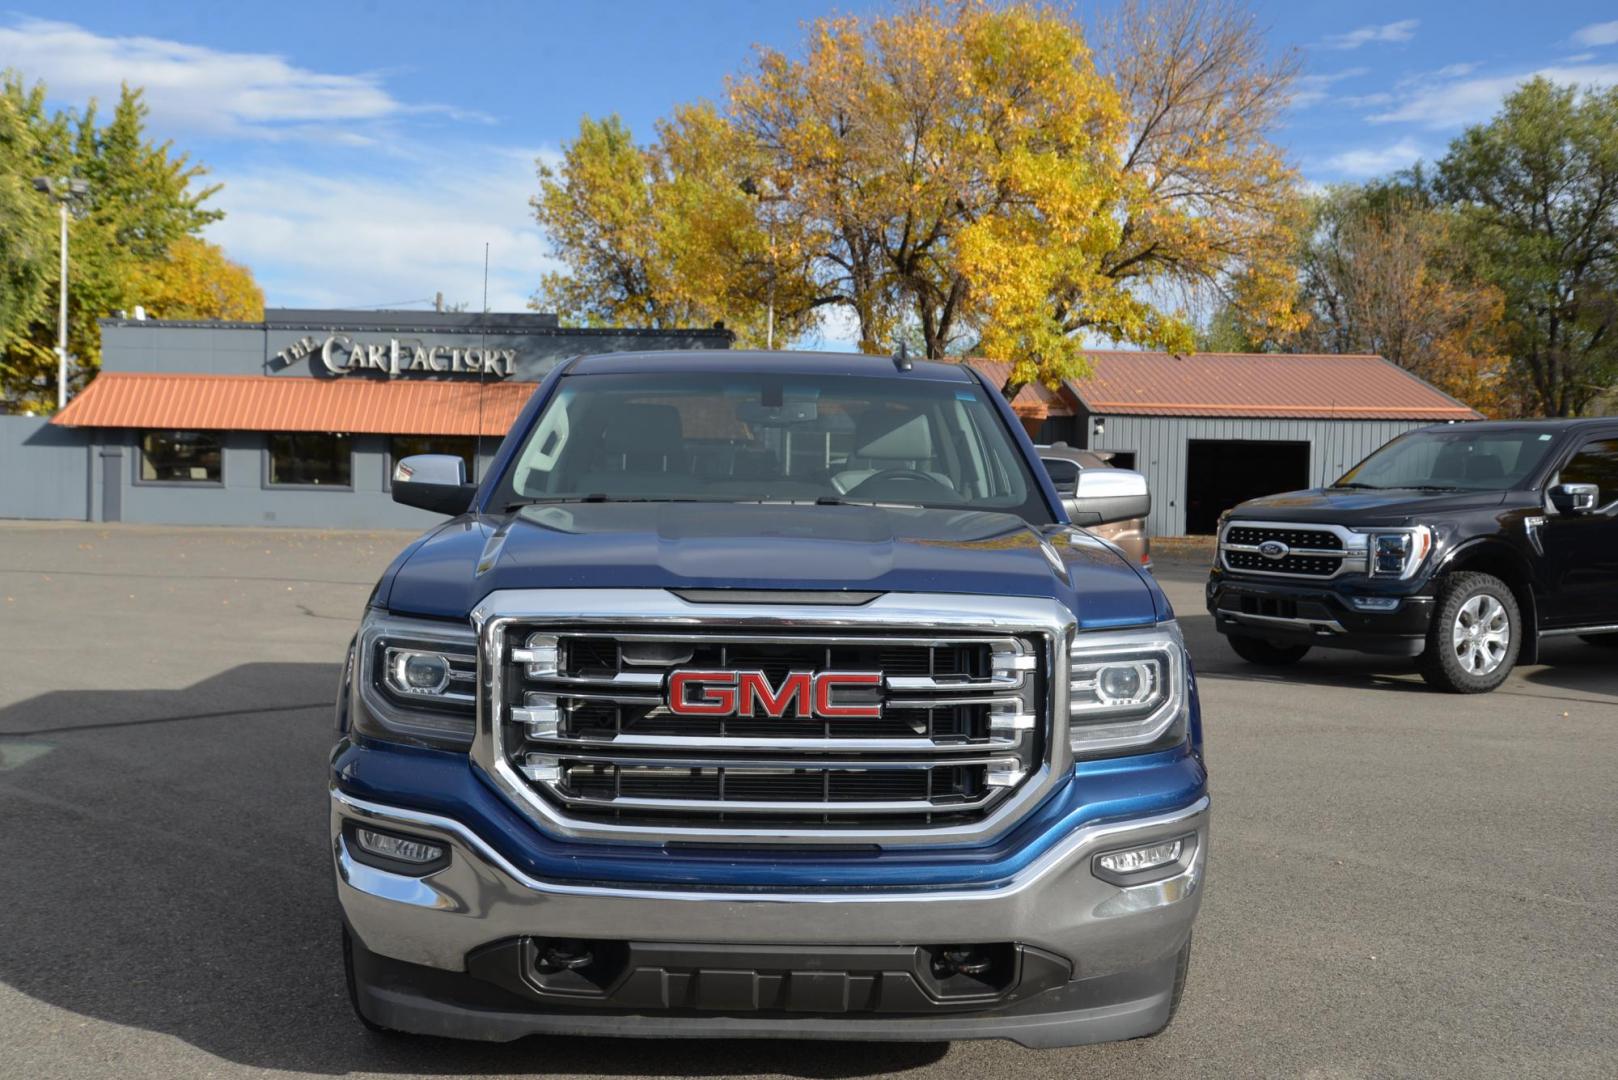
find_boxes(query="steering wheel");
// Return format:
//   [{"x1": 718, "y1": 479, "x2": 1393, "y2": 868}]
[{"x1": 847, "y1": 468, "x2": 955, "y2": 495}]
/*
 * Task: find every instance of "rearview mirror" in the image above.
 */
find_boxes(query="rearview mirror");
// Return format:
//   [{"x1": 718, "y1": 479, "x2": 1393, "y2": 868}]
[
  {"x1": 393, "y1": 454, "x2": 477, "y2": 515},
  {"x1": 1548, "y1": 482, "x2": 1599, "y2": 515},
  {"x1": 1064, "y1": 468, "x2": 1150, "y2": 527}
]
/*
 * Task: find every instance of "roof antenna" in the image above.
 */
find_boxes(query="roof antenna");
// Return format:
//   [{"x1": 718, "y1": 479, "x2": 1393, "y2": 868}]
[
  {"x1": 473, "y1": 242, "x2": 490, "y2": 494},
  {"x1": 892, "y1": 340, "x2": 912, "y2": 372}
]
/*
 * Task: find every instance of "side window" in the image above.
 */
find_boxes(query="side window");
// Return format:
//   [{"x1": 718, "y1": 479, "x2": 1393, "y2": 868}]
[{"x1": 1559, "y1": 438, "x2": 1618, "y2": 507}]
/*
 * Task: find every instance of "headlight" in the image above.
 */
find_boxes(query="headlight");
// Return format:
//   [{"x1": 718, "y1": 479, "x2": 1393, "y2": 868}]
[
  {"x1": 1365, "y1": 525, "x2": 1432, "y2": 579},
  {"x1": 352, "y1": 607, "x2": 478, "y2": 748},
  {"x1": 1069, "y1": 621, "x2": 1189, "y2": 757}
]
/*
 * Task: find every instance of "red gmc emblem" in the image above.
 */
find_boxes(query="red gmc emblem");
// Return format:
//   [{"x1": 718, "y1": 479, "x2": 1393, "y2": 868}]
[{"x1": 667, "y1": 670, "x2": 882, "y2": 719}]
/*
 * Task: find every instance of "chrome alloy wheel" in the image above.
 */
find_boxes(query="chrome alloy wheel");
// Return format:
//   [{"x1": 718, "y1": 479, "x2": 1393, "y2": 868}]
[{"x1": 1452, "y1": 593, "x2": 1511, "y2": 676}]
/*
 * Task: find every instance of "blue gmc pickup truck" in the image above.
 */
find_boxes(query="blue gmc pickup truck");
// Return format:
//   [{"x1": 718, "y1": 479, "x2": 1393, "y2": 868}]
[{"x1": 331, "y1": 350, "x2": 1208, "y2": 1048}]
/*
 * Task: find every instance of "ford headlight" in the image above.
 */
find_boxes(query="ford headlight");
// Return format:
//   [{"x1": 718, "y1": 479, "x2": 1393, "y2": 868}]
[
  {"x1": 1365, "y1": 525, "x2": 1432, "y2": 579},
  {"x1": 350, "y1": 607, "x2": 478, "y2": 748},
  {"x1": 1069, "y1": 622, "x2": 1189, "y2": 756}
]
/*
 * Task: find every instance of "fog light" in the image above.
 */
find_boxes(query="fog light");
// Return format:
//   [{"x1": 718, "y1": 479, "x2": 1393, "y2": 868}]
[
  {"x1": 1349, "y1": 596, "x2": 1401, "y2": 612},
  {"x1": 354, "y1": 827, "x2": 444, "y2": 866},
  {"x1": 1093, "y1": 838, "x2": 1188, "y2": 885},
  {"x1": 1098, "y1": 840, "x2": 1180, "y2": 875}
]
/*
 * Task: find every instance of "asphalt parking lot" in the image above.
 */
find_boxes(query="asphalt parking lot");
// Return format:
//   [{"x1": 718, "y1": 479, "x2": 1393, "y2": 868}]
[{"x1": 1, "y1": 522, "x2": 1614, "y2": 1080}]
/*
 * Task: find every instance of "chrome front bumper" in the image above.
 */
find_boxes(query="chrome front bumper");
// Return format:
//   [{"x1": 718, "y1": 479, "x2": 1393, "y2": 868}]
[{"x1": 332, "y1": 787, "x2": 1209, "y2": 979}]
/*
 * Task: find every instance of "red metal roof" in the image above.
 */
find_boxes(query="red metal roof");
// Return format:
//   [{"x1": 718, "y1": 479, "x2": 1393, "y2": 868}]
[
  {"x1": 50, "y1": 373, "x2": 534, "y2": 436},
  {"x1": 1057, "y1": 351, "x2": 1479, "y2": 420},
  {"x1": 962, "y1": 360, "x2": 1075, "y2": 420}
]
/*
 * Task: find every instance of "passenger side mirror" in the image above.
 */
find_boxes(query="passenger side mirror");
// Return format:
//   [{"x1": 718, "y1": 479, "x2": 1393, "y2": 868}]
[
  {"x1": 393, "y1": 454, "x2": 478, "y2": 515},
  {"x1": 1548, "y1": 482, "x2": 1599, "y2": 515},
  {"x1": 1064, "y1": 468, "x2": 1150, "y2": 527}
]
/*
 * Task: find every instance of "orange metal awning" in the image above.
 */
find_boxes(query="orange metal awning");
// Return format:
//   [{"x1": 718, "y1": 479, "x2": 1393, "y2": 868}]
[{"x1": 51, "y1": 372, "x2": 535, "y2": 436}]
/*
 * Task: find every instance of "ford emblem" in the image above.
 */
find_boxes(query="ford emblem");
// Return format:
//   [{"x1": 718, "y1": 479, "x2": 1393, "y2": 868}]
[{"x1": 1258, "y1": 539, "x2": 1290, "y2": 560}]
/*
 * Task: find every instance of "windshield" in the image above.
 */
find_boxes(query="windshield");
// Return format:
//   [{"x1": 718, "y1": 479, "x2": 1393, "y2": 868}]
[
  {"x1": 494, "y1": 371, "x2": 1051, "y2": 522},
  {"x1": 1335, "y1": 428, "x2": 1558, "y2": 491}
]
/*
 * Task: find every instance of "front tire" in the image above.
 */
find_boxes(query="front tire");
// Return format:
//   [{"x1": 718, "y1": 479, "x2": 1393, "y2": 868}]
[
  {"x1": 1418, "y1": 572, "x2": 1520, "y2": 693},
  {"x1": 1226, "y1": 635, "x2": 1311, "y2": 666}
]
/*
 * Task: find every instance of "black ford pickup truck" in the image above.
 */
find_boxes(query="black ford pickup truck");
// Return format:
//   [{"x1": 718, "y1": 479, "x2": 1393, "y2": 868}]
[{"x1": 1207, "y1": 419, "x2": 1618, "y2": 693}]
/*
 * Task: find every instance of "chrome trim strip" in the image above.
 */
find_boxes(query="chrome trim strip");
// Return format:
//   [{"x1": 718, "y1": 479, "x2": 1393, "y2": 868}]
[
  {"x1": 332, "y1": 787, "x2": 1210, "y2": 901},
  {"x1": 469, "y1": 590, "x2": 1073, "y2": 847},
  {"x1": 1540, "y1": 623, "x2": 1618, "y2": 638},
  {"x1": 518, "y1": 731, "x2": 1023, "y2": 753},
  {"x1": 1218, "y1": 610, "x2": 1346, "y2": 634}
]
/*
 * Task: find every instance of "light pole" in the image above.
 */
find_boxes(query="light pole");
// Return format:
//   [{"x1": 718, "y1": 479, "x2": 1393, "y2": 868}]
[
  {"x1": 739, "y1": 176, "x2": 778, "y2": 350},
  {"x1": 32, "y1": 176, "x2": 90, "y2": 409}
]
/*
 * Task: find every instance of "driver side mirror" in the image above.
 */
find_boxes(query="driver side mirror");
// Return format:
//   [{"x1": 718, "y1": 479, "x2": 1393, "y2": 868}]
[
  {"x1": 393, "y1": 454, "x2": 478, "y2": 515},
  {"x1": 1548, "y1": 482, "x2": 1599, "y2": 515},
  {"x1": 1064, "y1": 468, "x2": 1150, "y2": 527}
]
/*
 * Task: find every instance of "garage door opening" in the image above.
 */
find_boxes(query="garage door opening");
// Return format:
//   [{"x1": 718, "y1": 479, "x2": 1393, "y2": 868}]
[{"x1": 1184, "y1": 440, "x2": 1310, "y2": 534}]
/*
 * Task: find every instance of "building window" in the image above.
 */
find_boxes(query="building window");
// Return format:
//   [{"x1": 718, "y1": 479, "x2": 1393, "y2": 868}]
[
  {"x1": 141, "y1": 430, "x2": 223, "y2": 483},
  {"x1": 268, "y1": 432, "x2": 352, "y2": 487},
  {"x1": 390, "y1": 435, "x2": 477, "y2": 483}
]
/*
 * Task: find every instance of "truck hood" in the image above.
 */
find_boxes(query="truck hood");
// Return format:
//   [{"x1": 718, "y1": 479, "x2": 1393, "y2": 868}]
[
  {"x1": 379, "y1": 502, "x2": 1164, "y2": 628},
  {"x1": 1232, "y1": 487, "x2": 1508, "y2": 524}
]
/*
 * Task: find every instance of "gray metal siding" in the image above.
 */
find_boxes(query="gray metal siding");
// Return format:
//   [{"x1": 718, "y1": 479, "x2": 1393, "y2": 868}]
[
  {"x1": 0, "y1": 416, "x2": 92, "y2": 521},
  {"x1": 1096, "y1": 416, "x2": 1435, "y2": 536}
]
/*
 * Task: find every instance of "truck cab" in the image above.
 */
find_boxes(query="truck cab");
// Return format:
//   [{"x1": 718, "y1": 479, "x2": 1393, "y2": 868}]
[
  {"x1": 332, "y1": 351, "x2": 1208, "y2": 1047},
  {"x1": 1207, "y1": 419, "x2": 1618, "y2": 692}
]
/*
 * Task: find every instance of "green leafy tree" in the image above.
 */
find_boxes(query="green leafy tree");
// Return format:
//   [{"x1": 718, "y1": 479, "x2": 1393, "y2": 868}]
[
  {"x1": 1, "y1": 75, "x2": 238, "y2": 410},
  {"x1": 0, "y1": 84, "x2": 55, "y2": 351},
  {"x1": 1434, "y1": 78, "x2": 1618, "y2": 417}
]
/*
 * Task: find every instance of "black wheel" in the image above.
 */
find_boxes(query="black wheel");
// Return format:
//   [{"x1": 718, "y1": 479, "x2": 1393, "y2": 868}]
[
  {"x1": 343, "y1": 927, "x2": 403, "y2": 1036},
  {"x1": 1418, "y1": 571, "x2": 1521, "y2": 693},
  {"x1": 1578, "y1": 633, "x2": 1618, "y2": 648},
  {"x1": 1226, "y1": 634, "x2": 1311, "y2": 666},
  {"x1": 1138, "y1": 936, "x2": 1193, "y2": 1039}
]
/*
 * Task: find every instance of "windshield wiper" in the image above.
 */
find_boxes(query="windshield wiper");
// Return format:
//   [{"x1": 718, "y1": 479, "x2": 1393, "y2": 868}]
[
  {"x1": 504, "y1": 494, "x2": 733, "y2": 511},
  {"x1": 1332, "y1": 482, "x2": 1381, "y2": 490}
]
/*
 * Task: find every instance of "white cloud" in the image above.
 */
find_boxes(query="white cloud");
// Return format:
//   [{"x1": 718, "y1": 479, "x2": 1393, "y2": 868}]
[
  {"x1": 1322, "y1": 20, "x2": 1419, "y2": 51},
  {"x1": 0, "y1": 17, "x2": 483, "y2": 140},
  {"x1": 1323, "y1": 138, "x2": 1425, "y2": 177},
  {"x1": 1289, "y1": 67, "x2": 1370, "y2": 108},
  {"x1": 205, "y1": 149, "x2": 561, "y2": 313},
  {"x1": 1341, "y1": 91, "x2": 1395, "y2": 108},
  {"x1": 1572, "y1": 20, "x2": 1618, "y2": 47},
  {"x1": 1369, "y1": 63, "x2": 1618, "y2": 128},
  {"x1": 1564, "y1": 52, "x2": 1597, "y2": 63}
]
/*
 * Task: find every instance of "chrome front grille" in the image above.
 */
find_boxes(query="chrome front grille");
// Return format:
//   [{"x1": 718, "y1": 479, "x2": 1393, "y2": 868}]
[
  {"x1": 1219, "y1": 521, "x2": 1368, "y2": 579},
  {"x1": 496, "y1": 629, "x2": 1044, "y2": 828}
]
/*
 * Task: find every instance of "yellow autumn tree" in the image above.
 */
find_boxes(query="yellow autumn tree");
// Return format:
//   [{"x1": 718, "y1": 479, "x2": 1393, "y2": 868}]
[
  {"x1": 130, "y1": 236, "x2": 263, "y2": 321},
  {"x1": 531, "y1": 1, "x2": 1305, "y2": 395}
]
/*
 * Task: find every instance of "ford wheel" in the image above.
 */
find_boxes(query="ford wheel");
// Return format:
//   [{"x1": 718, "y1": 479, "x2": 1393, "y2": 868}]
[{"x1": 1418, "y1": 572, "x2": 1520, "y2": 693}]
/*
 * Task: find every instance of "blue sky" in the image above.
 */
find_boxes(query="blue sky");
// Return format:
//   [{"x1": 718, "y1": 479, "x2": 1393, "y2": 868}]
[{"x1": 6, "y1": 1, "x2": 1618, "y2": 337}]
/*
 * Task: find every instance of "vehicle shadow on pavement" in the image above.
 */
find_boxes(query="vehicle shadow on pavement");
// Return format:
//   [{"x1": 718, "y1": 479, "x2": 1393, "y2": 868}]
[
  {"x1": 0, "y1": 663, "x2": 947, "y2": 1077},
  {"x1": 1177, "y1": 611, "x2": 1618, "y2": 700},
  {"x1": 1175, "y1": 612, "x2": 1435, "y2": 693}
]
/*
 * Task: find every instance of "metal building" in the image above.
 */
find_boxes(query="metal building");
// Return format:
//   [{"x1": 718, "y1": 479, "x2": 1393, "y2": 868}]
[
  {"x1": 2, "y1": 309, "x2": 729, "y2": 528},
  {"x1": 971, "y1": 353, "x2": 1482, "y2": 536}
]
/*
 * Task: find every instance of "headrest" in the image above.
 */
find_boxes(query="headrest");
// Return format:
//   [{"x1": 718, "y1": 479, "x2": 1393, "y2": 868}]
[
  {"x1": 853, "y1": 409, "x2": 933, "y2": 460},
  {"x1": 603, "y1": 404, "x2": 684, "y2": 455},
  {"x1": 1464, "y1": 455, "x2": 1504, "y2": 481}
]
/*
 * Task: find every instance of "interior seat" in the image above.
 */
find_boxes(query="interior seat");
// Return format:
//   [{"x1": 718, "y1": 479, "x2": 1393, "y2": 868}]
[{"x1": 832, "y1": 408, "x2": 953, "y2": 494}]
